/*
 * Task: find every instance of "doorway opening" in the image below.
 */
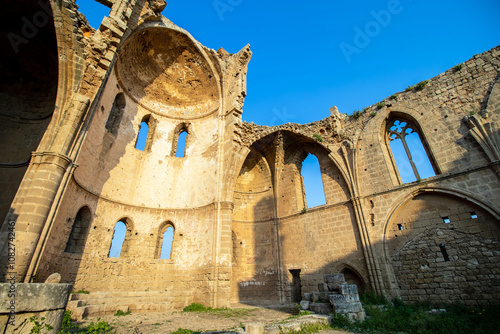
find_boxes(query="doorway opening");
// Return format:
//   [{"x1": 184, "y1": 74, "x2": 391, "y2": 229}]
[{"x1": 289, "y1": 269, "x2": 302, "y2": 303}]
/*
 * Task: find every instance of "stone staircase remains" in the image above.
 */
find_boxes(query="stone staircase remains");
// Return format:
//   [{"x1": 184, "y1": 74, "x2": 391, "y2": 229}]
[
  {"x1": 300, "y1": 273, "x2": 366, "y2": 321},
  {"x1": 66, "y1": 291, "x2": 179, "y2": 320}
]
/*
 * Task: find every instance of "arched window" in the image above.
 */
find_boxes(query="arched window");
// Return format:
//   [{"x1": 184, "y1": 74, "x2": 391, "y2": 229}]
[
  {"x1": 176, "y1": 131, "x2": 188, "y2": 158},
  {"x1": 157, "y1": 223, "x2": 175, "y2": 259},
  {"x1": 135, "y1": 115, "x2": 154, "y2": 151},
  {"x1": 65, "y1": 206, "x2": 92, "y2": 254},
  {"x1": 105, "y1": 93, "x2": 126, "y2": 136},
  {"x1": 108, "y1": 220, "x2": 130, "y2": 258},
  {"x1": 301, "y1": 153, "x2": 326, "y2": 208},
  {"x1": 172, "y1": 123, "x2": 191, "y2": 157},
  {"x1": 387, "y1": 118, "x2": 437, "y2": 184}
]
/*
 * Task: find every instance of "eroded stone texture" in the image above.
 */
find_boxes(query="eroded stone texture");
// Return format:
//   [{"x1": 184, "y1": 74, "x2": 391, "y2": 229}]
[{"x1": 0, "y1": 0, "x2": 499, "y2": 317}]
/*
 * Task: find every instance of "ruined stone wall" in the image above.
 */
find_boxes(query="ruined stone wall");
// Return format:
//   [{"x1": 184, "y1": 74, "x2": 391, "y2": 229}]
[
  {"x1": 235, "y1": 45, "x2": 500, "y2": 305},
  {"x1": 387, "y1": 193, "x2": 500, "y2": 305}
]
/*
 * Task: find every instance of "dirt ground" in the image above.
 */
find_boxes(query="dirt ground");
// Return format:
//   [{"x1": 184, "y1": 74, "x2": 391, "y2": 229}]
[{"x1": 78, "y1": 304, "x2": 353, "y2": 334}]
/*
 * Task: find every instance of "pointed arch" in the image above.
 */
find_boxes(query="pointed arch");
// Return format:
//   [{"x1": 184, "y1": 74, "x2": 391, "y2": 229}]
[
  {"x1": 172, "y1": 123, "x2": 192, "y2": 157},
  {"x1": 105, "y1": 93, "x2": 126, "y2": 136},
  {"x1": 108, "y1": 218, "x2": 132, "y2": 258},
  {"x1": 301, "y1": 153, "x2": 327, "y2": 208},
  {"x1": 156, "y1": 222, "x2": 175, "y2": 259},
  {"x1": 340, "y1": 265, "x2": 367, "y2": 292},
  {"x1": 135, "y1": 114, "x2": 155, "y2": 151},
  {"x1": 384, "y1": 113, "x2": 439, "y2": 184},
  {"x1": 65, "y1": 206, "x2": 92, "y2": 254}
]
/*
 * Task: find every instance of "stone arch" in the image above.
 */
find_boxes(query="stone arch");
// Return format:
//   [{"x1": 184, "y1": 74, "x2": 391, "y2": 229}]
[
  {"x1": 65, "y1": 206, "x2": 92, "y2": 254},
  {"x1": 380, "y1": 111, "x2": 441, "y2": 184},
  {"x1": 115, "y1": 24, "x2": 221, "y2": 120},
  {"x1": 383, "y1": 188, "x2": 500, "y2": 304},
  {"x1": 0, "y1": 0, "x2": 59, "y2": 223},
  {"x1": 156, "y1": 221, "x2": 175, "y2": 260},
  {"x1": 171, "y1": 122, "x2": 193, "y2": 157},
  {"x1": 108, "y1": 217, "x2": 134, "y2": 258},
  {"x1": 340, "y1": 265, "x2": 367, "y2": 292}
]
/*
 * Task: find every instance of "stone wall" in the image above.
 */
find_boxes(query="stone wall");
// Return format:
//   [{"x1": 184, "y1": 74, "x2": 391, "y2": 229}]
[{"x1": 0, "y1": 283, "x2": 72, "y2": 334}]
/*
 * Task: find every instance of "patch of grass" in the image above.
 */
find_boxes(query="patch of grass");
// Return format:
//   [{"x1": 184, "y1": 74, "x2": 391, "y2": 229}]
[
  {"x1": 170, "y1": 329, "x2": 201, "y2": 334},
  {"x1": 370, "y1": 112, "x2": 377, "y2": 117},
  {"x1": 376, "y1": 102, "x2": 385, "y2": 109},
  {"x1": 360, "y1": 290, "x2": 389, "y2": 306},
  {"x1": 182, "y1": 303, "x2": 254, "y2": 318},
  {"x1": 114, "y1": 309, "x2": 131, "y2": 316},
  {"x1": 86, "y1": 319, "x2": 112, "y2": 334},
  {"x1": 389, "y1": 94, "x2": 398, "y2": 101},
  {"x1": 312, "y1": 133, "x2": 323, "y2": 143},
  {"x1": 58, "y1": 314, "x2": 113, "y2": 334},
  {"x1": 405, "y1": 85, "x2": 414, "y2": 92},
  {"x1": 280, "y1": 322, "x2": 329, "y2": 334},
  {"x1": 71, "y1": 289, "x2": 90, "y2": 294},
  {"x1": 301, "y1": 208, "x2": 307, "y2": 214},
  {"x1": 414, "y1": 80, "x2": 429, "y2": 91},
  {"x1": 454, "y1": 64, "x2": 463, "y2": 71},
  {"x1": 469, "y1": 110, "x2": 477, "y2": 116},
  {"x1": 331, "y1": 301, "x2": 500, "y2": 334}
]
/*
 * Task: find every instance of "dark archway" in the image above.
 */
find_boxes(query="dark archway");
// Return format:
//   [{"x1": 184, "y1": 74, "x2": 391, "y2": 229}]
[{"x1": 0, "y1": 0, "x2": 58, "y2": 223}]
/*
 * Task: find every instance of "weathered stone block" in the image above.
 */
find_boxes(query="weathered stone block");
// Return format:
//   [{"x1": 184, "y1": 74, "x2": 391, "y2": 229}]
[
  {"x1": 332, "y1": 301, "x2": 364, "y2": 314},
  {"x1": 245, "y1": 322, "x2": 264, "y2": 334},
  {"x1": 309, "y1": 302, "x2": 333, "y2": 315},
  {"x1": 318, "y1": 283, "x2": 328, "y2": 292},
  {"x1": 303, "y1": 293, "x2": 312, "y2": 301},
  {"x1": 324, "y1": 274, "x2": 345, "y2": 283},
  {"x1": 300, "y1": 300, "x2": 310, "y2": 310}
]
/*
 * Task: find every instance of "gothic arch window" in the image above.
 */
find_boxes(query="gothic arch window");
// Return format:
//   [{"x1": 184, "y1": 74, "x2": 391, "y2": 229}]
[
  {"x1": 156, "y1": 222, "x2": 175, "y2": 259},
  {"x1": 108, "y1": 218, "x2": 132, "y2": 258},
  {"x1": 301, "y1": 153, "x2": 326, "y2": 208},
  {"x1": 386, "y1": 118, "x2": 438, "y2": 184},
  {"x1": 135, "y1": 115, "x2": 155, "y2": 151},
  {"x1": 105, "y1": 93, "x2": 126, "y2": 136},
  {"x1": 65, "y1": 206, "x2": 92, "y2": 254},
  {"x1": 172, "y1": 123, "x2": 191, "y2": 157}
]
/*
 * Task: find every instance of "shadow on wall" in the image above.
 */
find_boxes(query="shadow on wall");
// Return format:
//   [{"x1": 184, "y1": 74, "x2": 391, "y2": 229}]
[
  {"x1": 33, "y1": 90, "x2": 138, "y2": 284},
  {"x1": 233, "y1": 187, "x2": 500, "y2": 306},
  {"x1": 0, "y1": 0, "x2": 59, "y2": 280}
]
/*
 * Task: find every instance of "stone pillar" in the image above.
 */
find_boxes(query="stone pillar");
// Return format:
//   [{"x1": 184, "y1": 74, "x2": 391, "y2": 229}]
[{"x1": 0, "y1": 152, "x2": 72, "y2": 283}]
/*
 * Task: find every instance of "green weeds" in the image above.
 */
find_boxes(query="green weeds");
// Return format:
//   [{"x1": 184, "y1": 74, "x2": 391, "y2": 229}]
[
  {"x1": 312, "y1": 133, "x2": 323, "y2": 143},
  {"x1": 57, "y1": 311, "x2": 113, "y2": 334},
  {"x1": 113, "y1": 309, "x2": 131, "y2": 316},
  {"x1": 29, "y1": 316, "x2": 53, "y2": 334},
  {"x1": 182, "y1": 303, "x2": 254, "y2": 318},
  {"x1": 331, "y1": 300, "x2": 500, "y2": 334}
]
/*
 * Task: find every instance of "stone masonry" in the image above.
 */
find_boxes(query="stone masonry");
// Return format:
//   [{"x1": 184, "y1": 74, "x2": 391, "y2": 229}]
[
  {"x1": 301, "y1": 274, "x2": 366, "y2": 321},
  {"x1": 0, "y1": 0, "x2": 499, "y2": 317}
]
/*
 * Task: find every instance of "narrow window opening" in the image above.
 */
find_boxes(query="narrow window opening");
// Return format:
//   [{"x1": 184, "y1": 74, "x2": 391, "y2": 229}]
[
  {"x1": 470, "y1": 212, "x2": 478, "y2": 219},
  {"x1": 108, "y1": 220, "x2": 127, "y2": 258},
  {"x1": 65, "y1": 206, "x2": 92, "y2": 254},
  {"x1": 105, "y1": 93, "x2": 126, "y2": 136},
  {"x1": 160, "y1": 226, "x2": 174, "y2": 259},
  {"x1": 442, "y1": 217, "x2": 450, "y2": 224},
  {"x1": 75, "y1": 0, "x2": 111, "y2": 29},
  {"x1": 301, "y1": 154, "x2": 326, "y2": 208},
  {"x1": 176, "y1": 131, "x2": 188, "y2": 158},
  {"x1": 439, "y1": 244, "x2": 450, "y2": 262},
  {"x1": 387, "y1": 119, "x2": 437, "y2": 184},
  {"x1": 397, "y1": 224, "x2": 404, "y2": 231},
  {"x1": 135, "y1": 118, "x2": 150, "y2": 151}
]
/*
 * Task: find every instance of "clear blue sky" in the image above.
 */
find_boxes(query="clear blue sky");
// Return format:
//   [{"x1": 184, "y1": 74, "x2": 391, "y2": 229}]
[
  {"x1": 77, "y1": 0, "x2": 500, "y2": 126},
  {"x1": 78, "y1": 0, "x2": 499, "y2": 210}
]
